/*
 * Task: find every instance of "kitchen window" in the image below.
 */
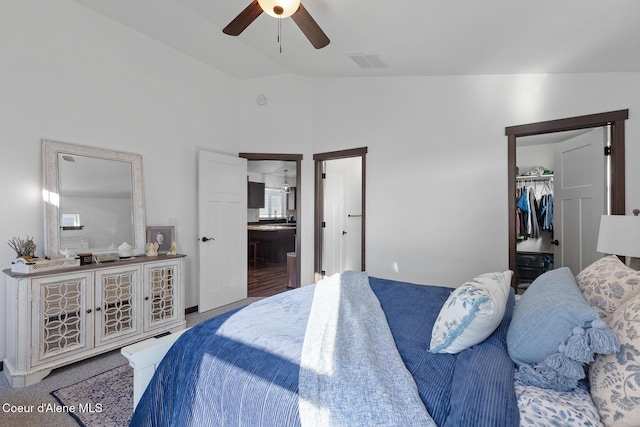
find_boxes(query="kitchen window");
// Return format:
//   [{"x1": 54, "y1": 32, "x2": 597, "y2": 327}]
[{"x1": 259, "y1": 188, "x2": 287, "y2": 219}]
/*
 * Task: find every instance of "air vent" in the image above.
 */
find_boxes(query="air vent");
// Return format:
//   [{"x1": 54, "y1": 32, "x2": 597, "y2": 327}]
[{"x1": 348, "y1": 53, "x2": 387, "y2": 69}]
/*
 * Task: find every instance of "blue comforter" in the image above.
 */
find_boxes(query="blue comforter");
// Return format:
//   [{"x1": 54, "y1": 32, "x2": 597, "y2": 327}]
[{"x1": 131, "y1": 277, "x2": 519, "y2": 427}]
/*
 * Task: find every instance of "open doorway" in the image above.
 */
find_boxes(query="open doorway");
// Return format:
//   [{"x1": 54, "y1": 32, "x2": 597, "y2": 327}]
[
  {"x1": 314, "y1": 147, "x2": 367, "y2": 281},
  {"x1": 514, "y1": 128, "x2": 607, "y2": 291},
  {"x1": 506, "y1": 110, "x2": 628, "y2": 289},
  {"x1": 240, "y1": 153, "x2": 302, "y2": 298}
]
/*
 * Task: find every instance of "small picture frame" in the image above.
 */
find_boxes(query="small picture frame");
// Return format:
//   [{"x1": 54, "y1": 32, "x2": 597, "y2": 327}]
[{"x1": 146, "y1": 226, "x2": 175, "y2": 255}]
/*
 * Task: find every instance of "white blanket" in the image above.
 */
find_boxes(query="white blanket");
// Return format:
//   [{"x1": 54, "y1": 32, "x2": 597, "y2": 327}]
[{"x1": 298, "y1": 271, "x2": 436, "y2": 427}]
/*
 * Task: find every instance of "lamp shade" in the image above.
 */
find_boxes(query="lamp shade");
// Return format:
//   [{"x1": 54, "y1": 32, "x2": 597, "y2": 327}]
[
  {"x1": 258, "y1": 0, "x2": 301, "y2": 18},
  {"x1": 596, "y1": 215, "x2": 640, "y2": 257}
]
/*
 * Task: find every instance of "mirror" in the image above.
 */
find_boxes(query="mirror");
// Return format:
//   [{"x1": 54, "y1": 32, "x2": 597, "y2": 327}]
[{"x1": 42, "y1": 139, "x2": 146, "y2": 258}]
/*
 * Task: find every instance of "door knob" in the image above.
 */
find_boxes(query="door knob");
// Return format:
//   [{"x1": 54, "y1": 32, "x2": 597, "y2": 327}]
[
  {"x1": 342, "y1": 231, "x2": 347, "y2": 235},
  {"x1": 201, "y1": 237, "x2": 214, "y2": 242},
  {"x1": 551, "y1": 239, "x2": 560, "y2": 246}
]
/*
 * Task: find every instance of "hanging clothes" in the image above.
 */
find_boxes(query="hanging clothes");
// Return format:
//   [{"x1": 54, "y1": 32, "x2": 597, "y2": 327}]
[
  {"x1": 515, "y1": 179, "x2": 554, "y2": 240},
  {"x1": 516, "y1": 186, "x2": 529, "y2": 240},
  {"x1": 538, "y1": 193, "x2": 554, "y2": 231},
  {"x1": 516, "y1": 186, "x2": 529, "y2": 212},
  {"x1": 528, "y1": 188, "x2": 540, "y2": 238}
]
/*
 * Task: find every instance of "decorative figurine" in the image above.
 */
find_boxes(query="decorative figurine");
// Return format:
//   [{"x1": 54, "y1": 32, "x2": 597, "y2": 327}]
[
  {"x1": 167, "y1": 241, "x2": 177, "y2": 255},
  {"x1": 146, "y1": 242, "x2": 159, "y2": 257},
  {"x1": 118, "y1": 242, "x2": 132, "y2": 258}
]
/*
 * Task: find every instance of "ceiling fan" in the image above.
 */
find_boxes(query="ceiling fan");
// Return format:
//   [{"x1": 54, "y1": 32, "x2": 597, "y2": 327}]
[{"x1": 223, "y1": 0, "x2": 330, "y2": 49}]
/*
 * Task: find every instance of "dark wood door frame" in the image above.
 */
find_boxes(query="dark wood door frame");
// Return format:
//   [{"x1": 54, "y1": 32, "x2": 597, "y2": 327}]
[
  {"x1": 239, "y1": 153, "x2": 303, "y2": 288},
  {"x1": 313, "y1": 147, "x2": 368, "y2": 281},
  {"x1": 505, "y1": 109, "x2": 628, "y2": 286}
]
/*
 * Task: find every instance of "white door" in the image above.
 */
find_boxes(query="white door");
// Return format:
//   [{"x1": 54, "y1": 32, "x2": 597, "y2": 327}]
[
  {"x1": 553, "y1": 128, "x2": 607, "y2": 275},
  {"x1": 322, "y1": 162, "x2": 344, "y2": 276},
  {"x1": 198, "y1": 151, "x2": 247, "y2": 312},
  {"x1": 321, "y1": 158, "x2": 362, "y2": 276},
  {"x1": 343, "y1": 158, "x2": 362, "y2": 271}
]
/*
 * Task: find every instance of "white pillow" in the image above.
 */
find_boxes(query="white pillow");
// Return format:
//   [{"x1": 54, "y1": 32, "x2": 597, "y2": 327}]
[{"x1": 429, "y1": 271, "x2": 512, "y2": 354}]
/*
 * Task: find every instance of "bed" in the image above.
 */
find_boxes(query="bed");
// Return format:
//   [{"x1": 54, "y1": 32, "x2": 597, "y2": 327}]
[{"x1": 127, "y1": 258, "x2": 640, "y2": 427}]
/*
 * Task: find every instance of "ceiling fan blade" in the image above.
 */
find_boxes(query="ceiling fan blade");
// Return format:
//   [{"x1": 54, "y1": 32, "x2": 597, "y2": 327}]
[
  {"x1": 223, "y1": 0, "x2": 263, "y2": 36},
  {"x1": 291, "y1": 3, "x2": 330, "y2": 49}
]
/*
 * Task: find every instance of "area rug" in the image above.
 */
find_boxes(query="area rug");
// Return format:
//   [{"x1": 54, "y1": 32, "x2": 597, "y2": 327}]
[{"x1": 51, "y1": 364, "x2": 133, "y2": 427}]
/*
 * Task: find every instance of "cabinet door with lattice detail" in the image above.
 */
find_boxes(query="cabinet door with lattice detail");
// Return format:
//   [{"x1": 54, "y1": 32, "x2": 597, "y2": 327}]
[
  {"x1": 143, "y1": 260, "x2": 182, "y2": 331},
  {"x1": 31, "y1": 272, "x2": 94, "y2": 366},
  {"x1": 94, "y1": 266, "x2": 142, "y2": 346}
]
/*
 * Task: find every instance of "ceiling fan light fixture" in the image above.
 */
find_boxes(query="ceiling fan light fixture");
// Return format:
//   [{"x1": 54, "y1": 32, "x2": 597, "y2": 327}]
[{"x1": 258, "y1": 0, "x2": 301, "y2": 18}]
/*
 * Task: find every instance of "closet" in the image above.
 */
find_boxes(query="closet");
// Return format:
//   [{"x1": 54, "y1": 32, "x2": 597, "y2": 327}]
[
  {"x1": 515, "y1": 132, "x2": 562, "y2": 293},
  {"x1": 514, "y1": 125, "x2": 611, "y2": 292},
  {"x1": 515, "y1": 171, "x2": 555, "y2": 292}
]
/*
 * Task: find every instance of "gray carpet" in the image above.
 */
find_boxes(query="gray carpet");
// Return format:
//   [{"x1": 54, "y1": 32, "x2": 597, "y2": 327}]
[{"x1": 0, "y1": 297, "x2": 261, "y2": 427}]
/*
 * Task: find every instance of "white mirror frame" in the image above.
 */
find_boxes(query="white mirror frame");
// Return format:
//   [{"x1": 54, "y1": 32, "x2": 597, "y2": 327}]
[{"x1": 42, "y1": 139, "x2": 147, "y2": 258}]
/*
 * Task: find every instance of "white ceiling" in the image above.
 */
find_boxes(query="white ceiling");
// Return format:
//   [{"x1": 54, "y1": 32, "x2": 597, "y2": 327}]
[
  {"x1": 247, "y1": 160, "x2": 296, "y2": 178},
  {"x1": 72, "y1": 0, "x2": 640, "y2": 79},
  {"x1": 517, "y1": 128, "x2": 595, "y2": 147}
]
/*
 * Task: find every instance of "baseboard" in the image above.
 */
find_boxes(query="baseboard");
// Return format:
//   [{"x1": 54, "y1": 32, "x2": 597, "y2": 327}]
[{"x1": 185, "y1": 306, "x2": 198, "y2": 315}]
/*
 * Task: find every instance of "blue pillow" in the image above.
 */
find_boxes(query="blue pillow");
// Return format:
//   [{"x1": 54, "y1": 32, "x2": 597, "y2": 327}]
[{"x1": 506, "y1": 267, "x2": 619, "y2": 391}]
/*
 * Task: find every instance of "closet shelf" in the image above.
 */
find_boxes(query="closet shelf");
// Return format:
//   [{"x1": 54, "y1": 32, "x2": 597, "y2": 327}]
[{"x1": 516, "y1": 174, "x2": 554, "y2": 181}]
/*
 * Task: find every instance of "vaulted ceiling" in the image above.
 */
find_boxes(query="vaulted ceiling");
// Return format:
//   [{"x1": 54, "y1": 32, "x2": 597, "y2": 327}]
[{"x1": 72, "y1": 0, "x2": 640, "y2": 79}]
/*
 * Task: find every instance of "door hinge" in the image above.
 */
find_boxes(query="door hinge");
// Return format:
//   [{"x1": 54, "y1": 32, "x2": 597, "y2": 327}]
[
  {"x1": 322, "y1": 221, "x2": 326, "y2": 228},
  {"x1": 321, "y1": 270, "x2": 326, "y2": 276},
  {"x1": 604, "y1": 146, "x2": 612, "y2": 156},
  {"x1": 322, "y1": 172, "x2": 326, "y2": 179}
]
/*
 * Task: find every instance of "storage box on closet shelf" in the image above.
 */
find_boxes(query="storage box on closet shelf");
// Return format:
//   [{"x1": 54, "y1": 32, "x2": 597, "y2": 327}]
[{"x1": 11, "y1": 256, "x2": 80, "y2": 274}]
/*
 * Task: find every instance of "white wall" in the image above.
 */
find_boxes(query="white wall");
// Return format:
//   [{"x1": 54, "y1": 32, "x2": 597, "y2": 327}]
[
  {"x1": 0, "y1": 0, "x2": 239, "y2": 362},
  {"x1": 312, "y1": 74, "x2": 640, "y2": 287},
  {"x1": 237, "y1": 75, "x2": 315, "y2": 285},
  {"x1": 517, "y1": 144, "x2": 556, "y2": 176}
]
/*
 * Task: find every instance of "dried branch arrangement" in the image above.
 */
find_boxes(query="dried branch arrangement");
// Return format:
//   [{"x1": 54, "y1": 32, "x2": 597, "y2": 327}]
[{"x1": 7, "y1": 236, "x2": 37, "y2": 258}]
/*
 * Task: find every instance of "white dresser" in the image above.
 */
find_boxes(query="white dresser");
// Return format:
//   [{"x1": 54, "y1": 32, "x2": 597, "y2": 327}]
[{"x1": 3, "y1": 254, "x2": 186, "y2": 387}]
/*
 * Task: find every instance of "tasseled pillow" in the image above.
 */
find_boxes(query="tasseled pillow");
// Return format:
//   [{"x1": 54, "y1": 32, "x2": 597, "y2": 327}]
[{"x1": 507, "y1": 267, "x2": 619, "y2": 391}]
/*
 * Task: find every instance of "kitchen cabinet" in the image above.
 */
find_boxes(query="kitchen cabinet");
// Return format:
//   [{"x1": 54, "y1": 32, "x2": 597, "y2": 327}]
[
  {"x1": 248, "y1": 181, "x2": 265, "y2": 208},
  {"x1": 3, "y1": 255, "x2": 185, "y2": 387},
  {"x1": 248, "y1": 225, "x2": 295, "y2": 264}
]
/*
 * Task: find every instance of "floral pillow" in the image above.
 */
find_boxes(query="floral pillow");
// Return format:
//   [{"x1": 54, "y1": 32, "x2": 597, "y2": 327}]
[
  {"x1": 429, "y1": 271, "x2": 512, "y2": 354},
  {"x1": 589, "y1": 292, "x2": 640, "y2": 426},
  {"x1": 576, "y1": 255, "x2": 640, "y2": 324},
  {"x1": 515, "y1": 374, "x2": 603, "y2": 427}
]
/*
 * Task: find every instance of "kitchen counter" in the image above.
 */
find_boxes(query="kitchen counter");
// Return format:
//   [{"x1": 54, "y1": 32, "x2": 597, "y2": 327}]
[
  {"x1": 248, "y1": 225, "x2": 296, "y2": 264},
  {"x1": 248, "y1": 224, "x2": 296, "y2": 231}
]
